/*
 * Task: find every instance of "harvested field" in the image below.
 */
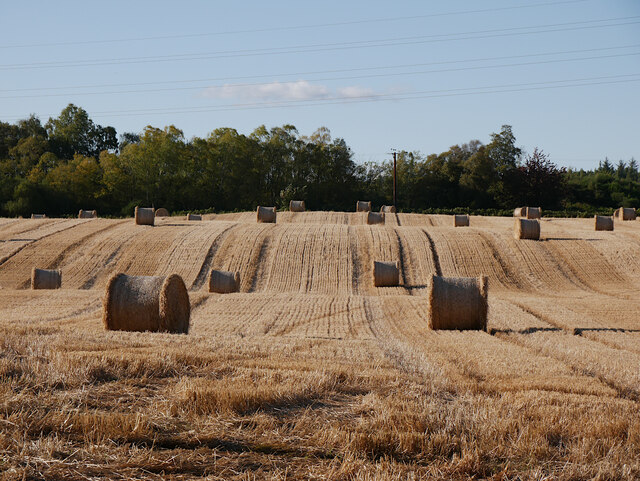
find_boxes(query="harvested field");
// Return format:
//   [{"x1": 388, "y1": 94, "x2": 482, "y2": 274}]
[{"x1": 1, "y1": 212, "x2": 639, "y2": 480}]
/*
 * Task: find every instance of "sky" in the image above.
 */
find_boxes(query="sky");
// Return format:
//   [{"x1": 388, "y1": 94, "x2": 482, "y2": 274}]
[{"x1": 1, "y1": 0, "x2": 639, "y2": 170}]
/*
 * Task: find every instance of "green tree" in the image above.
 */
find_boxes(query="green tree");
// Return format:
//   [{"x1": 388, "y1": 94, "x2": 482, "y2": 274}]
[
  {"x1": 46, "y1": 104, "x2": 117, "y2": 159},
  {"x1": 517, "y1": 148, "x2": 566, "y2": 208},
  {"x1": 117, "y1": 125, "x2": 189, "y2": 211}
]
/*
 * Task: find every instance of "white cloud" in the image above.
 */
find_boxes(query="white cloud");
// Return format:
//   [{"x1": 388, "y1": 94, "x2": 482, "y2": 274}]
[
  {"x1": 336, "y1": 86, "x2": 376, "y2": 98},
  {"x1": 201, "y1": 80, "x2": 378, "y2": 102}
]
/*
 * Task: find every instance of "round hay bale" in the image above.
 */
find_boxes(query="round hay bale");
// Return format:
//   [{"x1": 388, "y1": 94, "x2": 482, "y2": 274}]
[
  {"x1": 208, "y1": 269, "x2": 240, "y2": 293},
  {"x1": 31, "y1": 214, "x2": 46, "y2": 219},
  {"x1": 366, "y1": 211, "x2": 385, "y2": 225},
  {"x1": 513, "y1": 207, "x2": 526, "y2": 217},
  {"x1": 381, "y1": 205, "x2": 396, "y2": 213},
  {"x1": 31, "y1": 267, "x2": 61, "y2": 290},
  {"x1": 103, "y1": 273, "x2": 190, "y2": 333},
  {"x1": 135, "y1": 207, "x2": 155, "y2": 226},
  {"x1": 617, "y1": 207, "x2": 636, "y2": 221},
  {"x1": 373, "y1": 261, "x2": 399, "y2": 287},
  {"x1": 155, "y1": 208, "x2": 170, "y2": 217},
  {"x1": 78, "y1": 209, "x2": 97, "y2": 219},
  {"x1": 526, "y1": 207, "x2": 542, "y2": 219},
  {"x1": 594, "y1": 215, "x2": 614, "y2": 231},
  {"x1": 514, "y1": 218, "x2": 540, "y2": 240},
  {"x1": 428, "y1": 275, "x2": 488, "y2": 331},
  {"x1": 256, "y1": 206, "x2": 276, "y2": 223},
  {"x1": 454, "y1": 214, "x2": 469, "y2": 227},
  {"x1": 187, "y1": 213, "x2": 202, "y2": 221},
  {"x1": 356, "y1": 201, "x2": 372, "y2": 212},
  {"x1": 289, "y1": 200, "x2": 305, "y2": 212}
]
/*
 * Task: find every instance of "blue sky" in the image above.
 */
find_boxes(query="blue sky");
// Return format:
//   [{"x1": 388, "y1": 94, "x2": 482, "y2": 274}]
[{"x1": 1, "y1": 0, "x2": 638, "y2": 169}]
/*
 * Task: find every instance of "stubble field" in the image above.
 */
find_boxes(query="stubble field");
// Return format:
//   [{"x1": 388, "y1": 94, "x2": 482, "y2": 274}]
[{"x1": 0, "y1": 212, "x2": 639, "y2": 480}]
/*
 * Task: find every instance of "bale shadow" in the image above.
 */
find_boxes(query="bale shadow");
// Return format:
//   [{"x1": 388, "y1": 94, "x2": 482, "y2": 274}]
[
  {"x1": 489, "y1": 327, "x2": 563, "y2": 335},
  {"x1": 542, "y1": 237, "x2": 601, "y2": 242},
  {"x1": 573, "y1": 327, "x2": 640, "y2": 335}
]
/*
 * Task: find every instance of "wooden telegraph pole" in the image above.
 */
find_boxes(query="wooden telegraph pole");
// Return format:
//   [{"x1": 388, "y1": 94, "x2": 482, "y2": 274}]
[{"x1": 391, "y1": 149, "x2": 397, "y2": 209}]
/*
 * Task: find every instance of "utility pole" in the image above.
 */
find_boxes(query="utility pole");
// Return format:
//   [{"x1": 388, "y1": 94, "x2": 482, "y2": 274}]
[{"x1": 391, "y1": 149, "x2": 397, "y2": 209}]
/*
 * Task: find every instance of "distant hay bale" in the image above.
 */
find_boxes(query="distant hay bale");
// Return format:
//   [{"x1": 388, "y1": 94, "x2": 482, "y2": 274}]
[
  {"x1": 103, "y1": 273, "x2": 190, "y2": 334},
  {"x1": 381, "y1": 205, "x2": 396, "y2": 213},
  {"x1": 513, "y1": 207, "x2": 527, "y2": 217},
  {"x1": 594, "y1": 215, "x2": 614, "y2": 231},
  {"x1": 289, "y1": 200, "x2": 305, "y2": 212},
  {"x1": 373, "y1": 261, "x2": 399, "y2": 287},
  {"x1": 514, "y1": 218, "x2": 540, "y2": 240},
  {"x1": 208, "y1": 269, "x2": 240, "y2": 293},
  {"x1": 155, "y1": 208, "x2": 169, "y2": 217},
  {"x1": 31, "y1": 214, "x2": 46, "y2": 219},
  {"x1": 356, "y1": 201, "x2": 372, "y2": 212},
  {"x1": 454, "y1": 214, "x2": 469, "y2": 227},
  {"x1": 31, "y1": 267, "x2": 61, "y2": 290},
  {"x1": 135, "y1": 207, "x2": 155, "y2": 226},
  {"x1": 428, "y1": 275, "x2": 488, "y2": 331},
  {"x1": 526, "y1": 207, "x2": 542, "y2": 219},
  {"x1": 366, "y1": 211, "x2": 385, "y2": 225},
  {"x1": 256, "y1": 206, "x2": 276, "y2": 223},
  {"x1": 616, "y1": 207, "x2": 636, "y2": 221},
  {"x1": 187, "y1": 213, "x2": 202, "y2": 221},
  {"x1": 78, "y1": 209, "x2": 97, "y2": 219}
]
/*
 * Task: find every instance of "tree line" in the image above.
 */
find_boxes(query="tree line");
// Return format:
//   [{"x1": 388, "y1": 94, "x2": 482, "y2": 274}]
[{"x1": 0, "y1": 104, "x2": 637, "y2": 217}]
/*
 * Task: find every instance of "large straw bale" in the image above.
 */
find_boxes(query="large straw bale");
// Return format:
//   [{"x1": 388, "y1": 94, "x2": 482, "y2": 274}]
[
  {"x1": 31, "y1": 214, "x2": 46, "y2": 219},
  {"x1": 208, "y1": 269, "x2": 240, "y2": 293},
  {"x1": 428, "y1": 275, "x2": 488, "y2": 330},
  {"x1": 103, "y1": 273, "x2": 190, "y2": 333},
  {"x1": 356, "y1": 201, "x2": 372, "y2": 212},
  {"x1": 381, "y1": 205, "x2": 396, "y2": 213},
  {"x1": 373, "y1": 261, "x2": 399, "y2": 287},
  {"x1": 289, "y1": 200, "x2": 305, "y2": 212},
  {"x1": 526, "y1": 207, "x2": 542, "y2": 219},
  {"x1": 31, "y1": 267, "x2": 61, "y2": 290},
  {"x1": 135, "y1": 207, "x2": 155, "y2": 226},
  {"x1": 78, "y1": 209, "x2": 97, "y2": 219},
  {"x1": 594, "y1": 215, "x2": 614, "y2": 231},
  {"x1": 616, "y1": 207, "x2": 636, "y2": 221},
  {"x1": 187, "y1": 213, "x2": 202, "y2": 221},
  {"x1": 155, "y1": 208, "x2": 170, "y2": 217},
  {"x1": 514, "y1": 218, "x2": 540, "y2": 240},
  {"x1": 366, "y1": 211, "x2": 385, "y2": 225},
  {"x1": 513, "y1": 207, "x2": 527, "y2": 217},
  {"x1": 256, "y1": 206, "x2": 276, "y2": 223},
  {"x1": 454, "y1": 214, "x2": 469, "y2": 227}
]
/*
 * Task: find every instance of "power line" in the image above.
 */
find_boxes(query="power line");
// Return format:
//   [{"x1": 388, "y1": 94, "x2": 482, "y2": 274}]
[
  {"x1": 1, "y1": 16, "x2": 638, "y2": 70},
  {"x1": 5, "y1": 73, "x2": 636, "y2": 121},
  {"x1": 2, "y1": 51, "x2": 638, "y2": 100},
  {"x1": 2, "y1": 44, "x2": 637, "y2": 93},
  {"x1": 0, "y1": 0, "x2": 590, "y2": 49}
]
